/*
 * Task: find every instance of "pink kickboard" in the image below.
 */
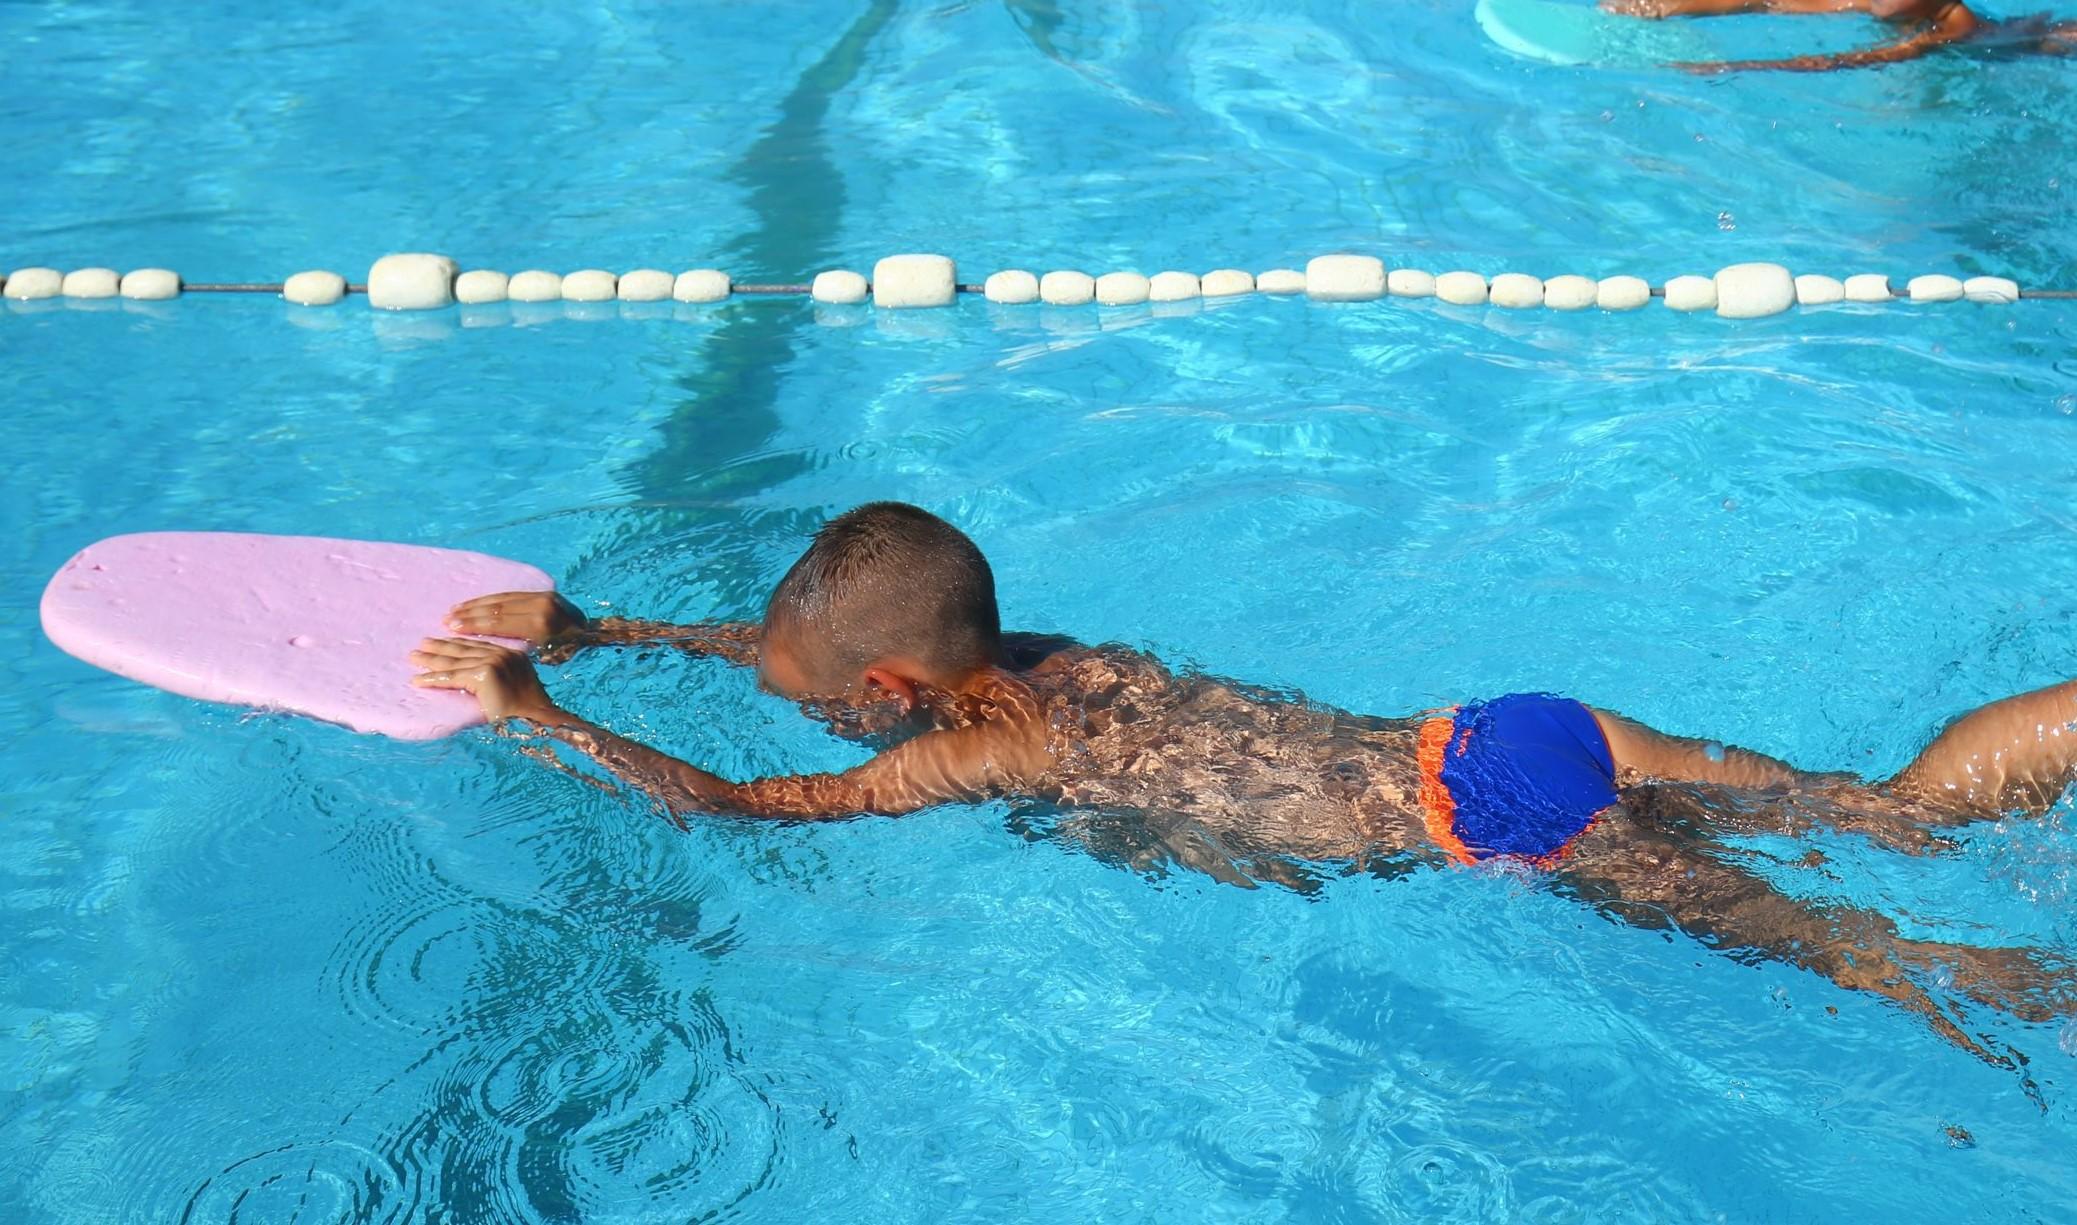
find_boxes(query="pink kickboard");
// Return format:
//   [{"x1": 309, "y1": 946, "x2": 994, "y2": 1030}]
[{"x1": 40, "y1": 532, "x2": 554, "y2": 740}]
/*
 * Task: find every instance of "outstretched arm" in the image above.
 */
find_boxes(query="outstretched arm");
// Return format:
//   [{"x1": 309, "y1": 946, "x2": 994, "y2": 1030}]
[
  {"x1": 409, "y1": 638, "x2": 1047, "y2": 820},
  {"x1": 1677, "y1": 28, "x2": 1945, "y2": 70},
  {"x1": 447, "y1": 591, "x2": 760, "y2": 666}
]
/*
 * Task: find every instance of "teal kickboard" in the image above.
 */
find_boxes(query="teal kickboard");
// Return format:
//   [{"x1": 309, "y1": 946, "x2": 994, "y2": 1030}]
[{"x1": 1475, "y1": 0, "x2": 1716, "y2": 67}]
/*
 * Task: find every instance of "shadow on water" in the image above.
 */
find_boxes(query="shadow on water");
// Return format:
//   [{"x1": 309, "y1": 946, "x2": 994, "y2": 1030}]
[{"x1": 620, "y1": 0, "x2": 903, "y2": 519}]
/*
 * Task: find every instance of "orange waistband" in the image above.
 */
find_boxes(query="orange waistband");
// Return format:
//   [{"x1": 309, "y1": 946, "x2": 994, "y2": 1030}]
[{"x1": 1417, "y1": 714, "x2": 1477, "y2": 866}]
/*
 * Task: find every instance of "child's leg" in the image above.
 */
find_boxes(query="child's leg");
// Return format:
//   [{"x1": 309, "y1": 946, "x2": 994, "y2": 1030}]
[
  {"x1": 1555, "y1": 817, "x2": 2072, "y2": 1059},
  {"x1": 1889, "y1": 679, "x2": 2077, "y2": 818}
]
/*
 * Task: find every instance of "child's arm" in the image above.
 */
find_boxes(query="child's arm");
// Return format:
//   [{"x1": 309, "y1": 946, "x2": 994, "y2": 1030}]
[
  {"x1": 1677, "y1": 26, "x2": 1949, "y2": 70},
  {"x1": 446, "y1": 591, "x2": 759, "y2": 666},
  {"x1": 1591, "y1": 708, "x2": 1821, "y2": 789},
  {"x1": 1604, "y1": 0, "x2": 1867, "y2": 17},
  {"x1": 410, "y1": 638, "x2": 1047, "y2": 820}
]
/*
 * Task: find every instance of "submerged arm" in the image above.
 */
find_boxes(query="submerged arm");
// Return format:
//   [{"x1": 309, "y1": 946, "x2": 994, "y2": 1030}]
[
  {"x1": 1678, "y1": 7, "x2": 1974, "y2": 71},
  {"x1": 446, "y1": 591, "x2": 759, "y2": 665},
  {"x1": 409, "y1": 637, "x2": 1046, "y2": 821}
]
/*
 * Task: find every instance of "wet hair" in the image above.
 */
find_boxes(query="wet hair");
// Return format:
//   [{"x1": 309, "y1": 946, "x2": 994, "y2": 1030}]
[{"x1": 763, "y1": 502, "x2": 1001, "y2": 687}]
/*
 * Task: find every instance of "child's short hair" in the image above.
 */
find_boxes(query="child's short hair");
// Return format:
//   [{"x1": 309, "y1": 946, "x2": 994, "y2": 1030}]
[{"x1": 764, "y1": 502, "x2": 1001, "y2": 684}]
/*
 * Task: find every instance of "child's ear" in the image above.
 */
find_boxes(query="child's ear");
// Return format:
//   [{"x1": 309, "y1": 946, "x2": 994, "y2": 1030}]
[{"x1": 861, "y1": 667, "x2": 918, "y2": 711}]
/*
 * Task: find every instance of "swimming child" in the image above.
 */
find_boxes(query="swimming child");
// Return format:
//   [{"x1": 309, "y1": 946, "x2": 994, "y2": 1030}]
[
  {"x1": 1602, "y1": 0, "x2": 2077, "y2": 71},
  {"x1": 412, "y1": 502, "x2": 2077, "y2": 1058}
]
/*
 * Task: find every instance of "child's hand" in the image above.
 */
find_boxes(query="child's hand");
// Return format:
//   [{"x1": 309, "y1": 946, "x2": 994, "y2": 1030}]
[
  {"x1": 410, "y1": 637, "x2": 563, "y2": 723},
  {"x1": 446, "y1": 590, "x2": 587, "y2": 647}
]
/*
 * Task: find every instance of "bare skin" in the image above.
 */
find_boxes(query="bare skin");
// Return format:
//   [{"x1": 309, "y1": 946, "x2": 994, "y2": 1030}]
[
  {"x1": 1604, "y1": 0, "x2": 2077, "y2": 72},
  {"x1": 418, "y1": 590, "x2": 2077, "y2": 1059}
]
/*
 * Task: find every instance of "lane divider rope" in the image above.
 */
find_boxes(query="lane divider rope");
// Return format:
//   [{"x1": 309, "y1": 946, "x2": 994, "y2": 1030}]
[{"x1": 3, "y1": 253, "x2": 2062, "y2": 315}]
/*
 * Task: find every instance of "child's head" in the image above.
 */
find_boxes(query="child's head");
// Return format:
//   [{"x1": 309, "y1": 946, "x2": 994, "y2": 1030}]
[{"x1": 758, "y1": 502, "x2": 1001, "y2": 698}]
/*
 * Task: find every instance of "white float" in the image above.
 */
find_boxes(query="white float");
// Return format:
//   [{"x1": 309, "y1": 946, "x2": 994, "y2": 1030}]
[
  {"x1": 1148, "y1": 271, "x2": 1200, "y2": 302},
  {"x1": 1596, "y1": 276, "x2": 1649, "y2": 311},
  {"x1": 1663, "y1": 275, "x2": 1717, "y2": 312},
  {"x1": 454, "y1": 270, "x2": 509, "y2": 304},
  {"x1": 1201, "y1": 269, "x2": 1254, "y2": 297},
  {"x1": 1305, "y1": 254, "x2": 1385, "y2": 302},
  {"x1": 120, "y1": 269, "x2": 180, "y2": 300},
  {"x1": 1963, "y1": 275, "x2": 2019, "y2": 304},
  {"x1": 1435, "y1": 271, "x2": 1488, "y2": 306},
  {"x1": 1387, "y1": 269, "x2": 1436, "y2": 298},
  {"x1": 1096, "y1": 272, "x2": 1151, "y2": 306},
  {"x1": 1039, "y1": 270, "x2": 1095, "y2": 306},
  {"x1": 1794, "y1": 274, "x2": 1845, "y2": 306},
  {"x1": 984, "y1": 270, "x2": 1039, "y2": 304},
  {"x1": 508, "y1": 270, "x2": 563, "y2": 302},
  {"x1": 5, "y1": 267, "x2": 61, "y2": 299},
  {"x1": 61, "y1": 268, "x2": 121, "y2": 298},
  {"x1": 562, "y1": 269, "x2": 617, "y2": 302},
  {"x1": 1255, "y1": 269, "x2": 1306, "y2": 294},
  {"x1": 1843, "y1": 274, "x2": 1892, "y2": 303},
  {"x1": 281, "y1": 270, "x2": 346, "y2": 306},
  {"x1": 811, "y1": 270, "x2": 869, "y2": 304},
  {"x1": 1907, "y1": 274, "x2": 1963, "y2": 303},
  {"x1": 617, "y1": 269, "x2": 674, "y2": 302},
  {"x1": 1543, "y1": 275, "x2": 1596, "y2": 311},
  {"x1": 366, "y1": 253, "x2": 457, "y2": 310},
  {"x1": 1714, "y1": 262, "x2": 1794, "y2": 319},
  {"x1": 672, "y1": 269, "x2": 730, "y2": 303},
  {"x1": 1489, "y1": 273, "x2": 1543, "y2": 309},
  {"x1": 872, "y1": 254, "x2": 956, "y2": 308}
]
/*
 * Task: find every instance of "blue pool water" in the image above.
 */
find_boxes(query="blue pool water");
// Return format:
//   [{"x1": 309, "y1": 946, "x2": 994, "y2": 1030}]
[{"x1": 6, "y1": 1, "x2": 2077, "y2": 1220}]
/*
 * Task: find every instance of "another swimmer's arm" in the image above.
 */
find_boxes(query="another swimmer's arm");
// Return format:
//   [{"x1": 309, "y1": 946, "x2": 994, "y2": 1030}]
[
  {"x1": 446, "y1": 592, "x2": 759, "y2": 666},
  {"x1": 409, "y1": 637, "x2": 1042, "y2": 820}
]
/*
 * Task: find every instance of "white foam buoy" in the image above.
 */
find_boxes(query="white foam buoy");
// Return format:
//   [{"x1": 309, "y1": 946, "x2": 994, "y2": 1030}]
[
  {"x1": 673, "y1": 269, "x2": 730, "y2": 303},
  {"x1": 1596, "y1": 275, "x2": 1649, "y2": 311},
  {"x1": 1714, "y1": 262, "x2": 1794, "y2": 319},
  {"x1": 455, "y1": 270, "x2": 509, "y2": 304},
  {"x1": 1907, "y1": 274, "x2": 1963, "y2": 303},
  {"x1": 366, "y1": 253, "x2": 457, "y2": 310},
  {"x1": 1663, "y1": 275, "x2": 1717, "y2": 312},
  {"x1": 1543, "y1": 275, "x2": 1596, "y2": 311},
  {"x1": 811, "y1": 270, "x2": 868, "y2": 305},
  {"x1": 1843, "y1": 274, "x2": 1892, "y2": 303},
  {"x1": 1435, "y1": 271, "x2": 1488, "y2": 306},
  {"x1": 1387, "y1": 269, "x2": 1436, "y2": 298},
  {"x1": 618, "y1": 269, "x2": 674, "y2": 302},
  {"x1": 1963, "y1": 275, "x2": 2019, "y2": 304},
  {"x1": 509, "y1": 270, "x2": 564, "y2": 302},
  {"x1": 1039, "y1": 270, "x2": 1095, "y2": 306},
  {"x1": 119, "y1": 269, "x2": 180, "y2": 300},
  {"x1": 984, "y1": 270, "x2": 1039, "y2": 304},
  {"x1": 1096, "y1": 272, "x2": 1151, "y2": 306},
  {"x1": 1305, "y1": 254, "x2": 1385, "y2": 302},
  {"x1": 61, "y1": 268, "x2": 120, "y2": 298},
  {"x1": 1255, "y1": 269, "x2": 1306, "y2": 294},
  {"x1": 872, "y1": 254, "x2": 956, "y2": 308},
  {"x1": 1201, "y1": 269, "x2": 1254, "y2": 297},
  {"x1": 1148, "y1": 271, "x2": 1200, "y2": 302},
  {"x1": 281, "y1": 270, "x2": 346, "y2": 306},
  {"x1": 1794, "y1": 274, "x2": 1845, "y2": 306},
  {"x1": 1489, "y1": 273, "x2": 1543, "y2": 309},
  {"x1": 562, "y1": 269, "x2": 617, "y2": 302},
  {"x1": 5, "y1": 267, "x2": 61, "y2": 299}
]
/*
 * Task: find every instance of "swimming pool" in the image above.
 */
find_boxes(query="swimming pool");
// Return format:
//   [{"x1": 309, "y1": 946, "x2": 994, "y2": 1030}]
[{"x1": 6, "y1": 0, "x2": 2077, "y2": 1219}]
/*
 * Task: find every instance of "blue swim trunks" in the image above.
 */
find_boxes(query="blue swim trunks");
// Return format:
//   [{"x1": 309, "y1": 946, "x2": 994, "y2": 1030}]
[{"x1": 1416, "y1": 693, "x2": 1617, "y2": 865}]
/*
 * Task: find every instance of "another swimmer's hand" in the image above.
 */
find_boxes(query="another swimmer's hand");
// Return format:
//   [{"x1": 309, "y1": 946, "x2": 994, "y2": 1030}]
[
  {"x1": 446, "y1": 590, "x2": 587, "y2": 649},
  {"x1": 410, "y1": 637, "x2": 565, "y2": 724}
]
